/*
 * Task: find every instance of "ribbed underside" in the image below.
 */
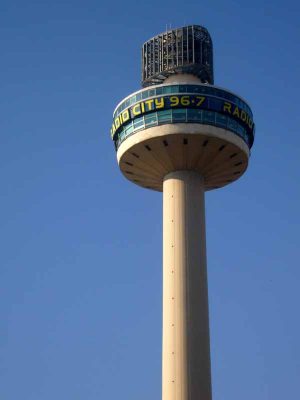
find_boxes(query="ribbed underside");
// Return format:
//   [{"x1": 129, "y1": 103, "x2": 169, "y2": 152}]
[{"x1": 118, "y1": 131, "x2": 249, "y2": 191}]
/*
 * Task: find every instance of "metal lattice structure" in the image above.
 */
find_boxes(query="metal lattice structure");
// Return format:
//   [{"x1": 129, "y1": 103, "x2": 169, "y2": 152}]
[{"x1": 142, "y1": 25, "x2": 214, "y2": 87}]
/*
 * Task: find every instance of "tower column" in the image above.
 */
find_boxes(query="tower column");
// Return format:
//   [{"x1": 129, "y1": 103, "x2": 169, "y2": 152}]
[{"x1": 162, "y1": 170, "x2": 212, "y2": 400}]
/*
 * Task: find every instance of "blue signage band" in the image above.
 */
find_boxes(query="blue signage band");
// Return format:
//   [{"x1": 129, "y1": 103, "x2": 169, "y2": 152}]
[
  {"x1": 114, "y1": 108, "x2": 253, "y2": 151},
  {"x1": 111, "y1": 84, "x2": 255, "y2": 151}
]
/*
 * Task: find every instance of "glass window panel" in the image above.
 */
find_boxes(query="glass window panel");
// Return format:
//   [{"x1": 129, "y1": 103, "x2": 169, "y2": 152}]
[
  {"x1": 133, "y1": 117, "x2": 144, "y2": 129},
  {"x1": 227, "y1": 117, "x2": 237, "y2": 132},
  {"x1": 172, "y1": 109, "x2": 186, "y2": 122},
  {"x1": 119, "y1": 129, "x2": 126, "y2": 140},
  {"x1": 189, "y1": 85, "x2": 199, "y2": 93},
  {"x1": 157, "y1": 109, "x2": 172, "y2": 123},
  {"x1": 144, "y1": 113, "x2": 157, "y2": 126},
  {"x1": 130, "y1": 95, "x2": 136, "y2": 105},
  {"x1": 142, "y1": 90, "x2": 149, "y2": 99},
  {"x1": 215, "y1": 88, "x2": 223, "y2": 97},
  {"x1": 170, "y1": 85, "x2": 179, "y2": 93},
  {"x1": 163, "y1": 86, "x2": 173, "y2": 94},
  {"x1": 198, "y1": 86, "x2": 207, "y2": 94},
  {"x1": 241, "y1": 131, "x2": 248, "y2": 143},
  {"x1": 237, "y1": 124, "x2": 243, "y2": 134},
  {"x1": 237, "y1": 124, "x2": 246, "y2": 139},
  {"x1": 187, "y1": 108, "x2": 202, "y2": 122},
  {"x1": 216, "y1": 113, "x2": 227, "y2": 128},
  {"x1": 203, "y1": 110, "x2": 215, "y2": 124},
  {"x1": 156, "y1": 87, "x2": 163, "y2": 95},
  {"x1": 210, "y1": 88, "x2": 216, "y2": 97},
  {"x1": 126, "y1": 123, "x2": 134, "y2": 135}
]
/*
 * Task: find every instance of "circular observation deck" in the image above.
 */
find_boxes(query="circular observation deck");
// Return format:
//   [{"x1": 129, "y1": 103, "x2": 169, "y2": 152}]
[{"x1": 111, "y1": 82, "x2": 255, "y2": 192}]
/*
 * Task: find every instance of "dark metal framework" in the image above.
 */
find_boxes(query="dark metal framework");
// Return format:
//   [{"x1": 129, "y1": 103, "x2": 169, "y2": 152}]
[{"x1": 142, "y1": 25, "x2": 214, "y2": 87}]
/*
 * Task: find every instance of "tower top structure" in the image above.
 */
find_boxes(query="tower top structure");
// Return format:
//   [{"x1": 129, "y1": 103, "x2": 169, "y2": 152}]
[
  {"x1": 110, "y1": 25, "x2": 255, "y2": 192},
  {"x1": 142, "y1": 25, "x2": 214, "y2": 87}
]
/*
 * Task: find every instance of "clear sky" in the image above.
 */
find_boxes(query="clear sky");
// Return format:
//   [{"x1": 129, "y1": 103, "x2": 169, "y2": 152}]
[{"x1": 1, "y1": 1, "x2": 299, "y2": 399}]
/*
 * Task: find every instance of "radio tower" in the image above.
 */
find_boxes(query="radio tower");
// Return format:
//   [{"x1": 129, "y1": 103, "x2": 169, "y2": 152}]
[{"x1": 110, "y1": 25, "x2": 255, "y2": 400}]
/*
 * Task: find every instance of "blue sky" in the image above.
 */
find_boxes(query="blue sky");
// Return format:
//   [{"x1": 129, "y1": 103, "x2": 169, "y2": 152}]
[{"x1": 1, "y1": 0, "x2": 300, "y2": 399}]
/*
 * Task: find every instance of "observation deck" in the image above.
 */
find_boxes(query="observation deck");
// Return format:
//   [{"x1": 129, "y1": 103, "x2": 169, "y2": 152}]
[{"x1": 111, "y1": 81, "x2": 255, "y2": 192}]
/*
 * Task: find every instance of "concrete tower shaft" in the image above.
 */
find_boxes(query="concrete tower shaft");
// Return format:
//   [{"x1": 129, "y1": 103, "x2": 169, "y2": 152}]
[{"x1": 163, "y1": 171, "x2": 211, "y2": 400}]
